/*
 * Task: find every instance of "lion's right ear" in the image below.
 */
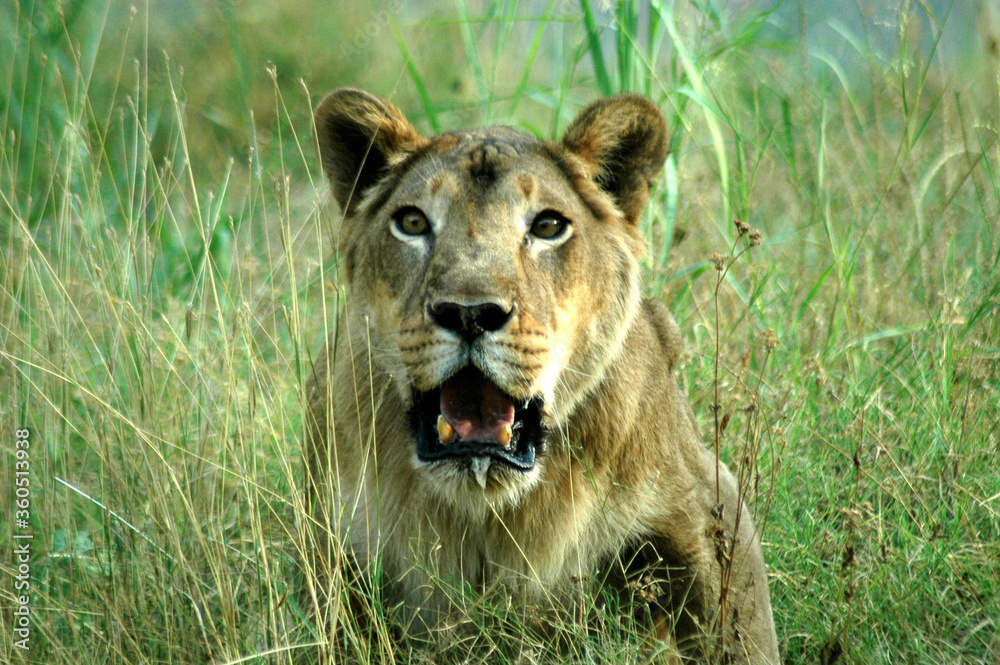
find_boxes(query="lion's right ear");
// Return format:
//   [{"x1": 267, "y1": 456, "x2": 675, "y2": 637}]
[
  {"x1": 561, "y1": 95, "x2": 668, "y2": 225},
  {"x1": 314, "y1": 88, "x2": 426, "y2": 216}
]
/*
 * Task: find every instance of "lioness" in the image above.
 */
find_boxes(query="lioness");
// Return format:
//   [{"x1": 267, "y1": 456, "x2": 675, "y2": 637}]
[{"x1": 305, "y1": 88, "x2": 779, "y2": 663}]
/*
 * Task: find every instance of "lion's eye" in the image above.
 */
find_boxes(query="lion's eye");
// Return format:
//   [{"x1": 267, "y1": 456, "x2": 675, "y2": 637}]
[
  {"x1": 529, "y1": 212, "x2": 569, "y2": 240},
  {"x1": 393, "y1": 208, "x2": 430, "y2": 236}
]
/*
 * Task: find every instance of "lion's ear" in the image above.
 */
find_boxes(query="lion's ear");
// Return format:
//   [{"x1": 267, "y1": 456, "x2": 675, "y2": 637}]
[
  {"x1": 314, "y1": 88, "x2": 426, "y2": 216},
  {"x1": 561, "y1": 95, "x2": 668, "y2": 224}
]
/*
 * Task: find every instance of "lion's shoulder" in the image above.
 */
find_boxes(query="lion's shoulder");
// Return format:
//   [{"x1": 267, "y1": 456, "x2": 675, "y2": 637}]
[{"x1": 640, "y1": 298, "x2": 684, "y2": 372}]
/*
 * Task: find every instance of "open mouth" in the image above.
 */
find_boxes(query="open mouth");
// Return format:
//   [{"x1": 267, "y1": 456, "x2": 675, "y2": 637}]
[{"x1": 412, "y1": 365, "x2": 546, "y2": 481}]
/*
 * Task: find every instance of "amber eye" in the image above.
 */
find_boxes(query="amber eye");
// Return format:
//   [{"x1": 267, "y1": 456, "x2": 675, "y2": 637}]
[
  {"x1": 393, "y1": 208, "x2": 430, "y2": 236},
  {"x1": 529, "y1": 211, "x2": 569, "y2": 240}
]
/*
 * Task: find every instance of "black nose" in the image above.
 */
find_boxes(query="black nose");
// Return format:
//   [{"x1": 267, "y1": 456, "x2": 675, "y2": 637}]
[{"x1": 428, "y1": 301, "x2": 514, "y2": 340}]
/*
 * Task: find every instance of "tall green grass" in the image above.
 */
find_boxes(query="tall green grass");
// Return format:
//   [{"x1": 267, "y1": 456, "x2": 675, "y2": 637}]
[{"x1": 1, "y1": 1, "x2": 998, "y2": 663}]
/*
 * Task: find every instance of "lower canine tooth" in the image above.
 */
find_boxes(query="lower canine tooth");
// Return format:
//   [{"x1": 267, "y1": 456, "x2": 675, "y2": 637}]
[
  {"x1": 471, "y1": 456, "x2": 490, "y2": 489},
  {"x1": 437, "y1": 415, "x2": 455, "y2": 445},
  {"x1": 498, "y1": 424, "x2": 513, "y2": 447}
]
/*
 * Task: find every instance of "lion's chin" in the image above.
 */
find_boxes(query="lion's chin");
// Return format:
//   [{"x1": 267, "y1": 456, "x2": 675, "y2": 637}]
[
  {"x1": 414, "y1": 456, "x2": 544, "y2": 514},
  {"x1": 409, "y1": 365, "x2": 547, "y2": 493}
]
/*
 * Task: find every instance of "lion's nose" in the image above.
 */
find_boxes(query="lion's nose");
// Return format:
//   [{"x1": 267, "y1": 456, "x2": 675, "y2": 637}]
[{"x1": 428, "y1": 300, "x2": 514, "y2": 340}]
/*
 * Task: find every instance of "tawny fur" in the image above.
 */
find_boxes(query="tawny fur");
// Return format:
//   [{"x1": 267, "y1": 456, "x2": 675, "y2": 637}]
[{"x1": 305, "y1": 88, "x2": 779, "y2": 664}]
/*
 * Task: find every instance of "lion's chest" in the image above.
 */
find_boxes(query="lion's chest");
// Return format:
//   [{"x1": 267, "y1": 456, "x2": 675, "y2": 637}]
[{"x1": 370, "y1": 455, "x2": 633, "y2": 606}]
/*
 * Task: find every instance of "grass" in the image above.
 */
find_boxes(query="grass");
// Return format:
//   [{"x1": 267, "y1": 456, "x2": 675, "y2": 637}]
[{"x1": 1, "y1": 0, "x2": 998, "y2": 663}]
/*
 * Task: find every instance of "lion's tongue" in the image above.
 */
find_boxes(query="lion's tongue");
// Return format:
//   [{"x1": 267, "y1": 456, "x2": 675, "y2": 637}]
[{"x1": 439, "y1": 367, "x2": 515, "y2": 443}]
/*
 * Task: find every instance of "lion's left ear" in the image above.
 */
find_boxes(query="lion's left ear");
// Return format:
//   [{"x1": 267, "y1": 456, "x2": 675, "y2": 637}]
[
  {"x1": 561, "y1": 95, "x2": 668, "y2": 224},
  {"x1": 314, "y1": 88, "x2": 427, "y2": 217}
]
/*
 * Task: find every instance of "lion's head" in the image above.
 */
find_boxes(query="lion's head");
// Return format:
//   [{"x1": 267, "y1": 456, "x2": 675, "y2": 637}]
[{"x1": 315, "y1": 89, "x2": 668, "y2": 508}]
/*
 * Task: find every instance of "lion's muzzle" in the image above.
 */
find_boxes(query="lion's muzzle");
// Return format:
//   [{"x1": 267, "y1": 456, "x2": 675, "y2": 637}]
[
  {"x1": 410, "y1": 366, "x2": 546, "y2": 486},
  {"x1": 409, "y1": 298, "x2": 546, "y2": 488}
]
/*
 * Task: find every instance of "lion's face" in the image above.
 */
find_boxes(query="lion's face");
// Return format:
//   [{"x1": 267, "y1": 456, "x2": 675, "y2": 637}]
[{"x1": 316, "y1": 90, "x2": 667, "y2": 507}]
